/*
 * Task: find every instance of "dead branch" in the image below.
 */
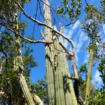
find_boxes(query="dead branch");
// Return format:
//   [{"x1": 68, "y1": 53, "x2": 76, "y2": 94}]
[
  {"x1": 59, "y1": 42, "x2": 73, "y2": 56},
  {"x1": 14, "y1": 0, "x2": 74, "y2": 49},
  {"x1": 15, "y1": 1, "x2": 79, "y2": 80},
  {"x1": 0, "y1": 22, "x2": 52, "y2": 45},
  {"x1": 68, "y1": 76, "x2": 78, "y2": 80}
]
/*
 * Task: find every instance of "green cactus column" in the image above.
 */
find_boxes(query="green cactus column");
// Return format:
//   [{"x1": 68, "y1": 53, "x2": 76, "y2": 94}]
[
  {"x1": 43, "y1": 0, "x2": 55, "y2": 105},
  {"x1": 53, "y1": 26, "x2": 65, "y2": 105},
  {"x1": 59, "y1": 24, "x2": 77, "y2": 105},
  {"x1": 14, "y1": 11, "x2": 35, "y2": 105},
  {"x1": 85, "y1": 49, "x2": 94, "y2": 105},
  {"x1": 59, "y1": 36, "x2": 72, "y2": 105}
]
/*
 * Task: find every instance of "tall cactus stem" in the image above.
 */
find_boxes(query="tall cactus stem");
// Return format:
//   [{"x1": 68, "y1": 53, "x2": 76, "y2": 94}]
[
  {"x1": 85, "y1": 49, "x2": 94, "y2": 105},
  {"x1": 43, "y1": 0, "x2": 55, "y2": 105},
  {"x1": 13, "y1": 7, "x2": 35, "y2": 105}
]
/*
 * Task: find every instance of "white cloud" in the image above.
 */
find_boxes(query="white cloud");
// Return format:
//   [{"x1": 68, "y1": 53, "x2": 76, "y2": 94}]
[
  {"x1": 84, "y1": 51, "x2": 89, "y2": 63},
  {"x1": 72, "y1": 36, "x2": 83, "y2": 64},
  {"x1": 64, "y1": 39, "x2": 68, "y2": 48},
  {"x1": 103, "y1": 39, "x2": 105, "y2": 42},
  {"x1": 93, "y1": 70, "x2": 102, "y2": 83},
  {"x1": 63, "y1": 29, "x2": 73, "y2": 48},
  {"x1": 73, "y1": 41, "x2": 77, "y2": 48},
  {"x1": 80, "y1": 32, "x2": 84, "y2": 38},
  {"x1": 88, "y1": 19, "x2": 94, "y2": 24},
  {"x1": 103, "y1": 24, "x2": 105, "y2": 34},
  {"x1": 63, "y1": 20, "x2": 80, "y2": 48},
  {"x1": 79, "y1": 32, "x2": 84, "y2": 42},
  {"x1": 75, "y1": 42, "x2": 83, "y2": 63},
  {"x1": 72, "y1": 20, "x2": 80, "y2": 30},
  {"x1": 67, "y1": 30, "x2": 73, "y2": 39},
  {"x1": 84, "y1": 36, "x2": 88, "y2": 41},
  {"x1": 63, "y1": 21, "x2": 89, "y2": 65},
  {"x1": 103, "y1": 24, "x2": 105, "y2": 30},
  {"x1": 63, "y1": 28, "x2": 68, "y2": 36},
  {"x1": 77, "y1": 42, "x2": 83, "y2": 51},
  {"x1": 79, "y1": 32, "x2": 88, "y2": 42}
]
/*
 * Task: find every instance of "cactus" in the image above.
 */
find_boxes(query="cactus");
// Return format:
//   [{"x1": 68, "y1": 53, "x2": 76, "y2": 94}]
[
  {"x1": 59, "y1": 36, "x2": 72, "y2": 105},
  {"x1": 43, "y1": 0, "x2": 55, "y2": 105},
  {"x1": 59, "y1": 24, "x2": 77, "y2": 105},
  {"x1": 85, "y1": 49, "x2": 94, "y2": 105},
  {"x1": 13, "y1": 10, "x2": 35, "y2": 105},
  {"x1": 43, "y1": 1, "x2": 78, "y2": 105},
  {"x1": 53, "y1": 26, "x2": 65, "y2": 105}
]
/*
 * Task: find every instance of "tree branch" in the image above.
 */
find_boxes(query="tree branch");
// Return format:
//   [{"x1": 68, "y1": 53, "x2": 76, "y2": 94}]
[
  {"x1": 68, "y1": 76, "x2": 78, "y2": 80},
  {"x1": 15, "y1": 1, "x2": 79, "y2": 80},
  {"x1": 0, "y1": 22, "x2": 52, "y2": 44},
  {"x1": 59, "y1": 42, "x2": 73, "y2": 56},
  {"x1": 14, "y1": 0, "x2": 74, "y2": 49}
]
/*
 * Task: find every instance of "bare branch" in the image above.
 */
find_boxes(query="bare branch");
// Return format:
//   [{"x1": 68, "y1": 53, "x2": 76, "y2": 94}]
[
  {"x1": 68, "y1": 76, "x2": 78, "y2": 80},
  {"x1": 64, "y1": 19, "x2": 77, "y2": 27},
  {"x1": 14, "y1": 0, "x2": 74, "y2": 49},
  {"x1": 84, "y1": 0, "x2": 90, "y2": 7},
  {"x1": 0, "y1": 22, "x2": 52, "y2": 44},
  {"x1": 59, "y1": 42, "x2": 73, "y2": 56}
]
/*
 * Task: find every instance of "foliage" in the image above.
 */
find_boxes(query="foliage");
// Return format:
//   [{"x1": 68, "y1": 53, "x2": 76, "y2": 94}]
[
  {"x1": 0, "y1": 0, "x2": 105, "y2": 104},
  {"x1": 98, "y1": 54, "x2": 105, "y2": 90},
  {"x1": 0, "y1": 31, "x2": 37, "y2": 104},
  {"x1": 88, "y1": 90, "x2": 105, "y2": 105},
  {"x1": 77, "y1": 61, "x2": 105, "y2": 104},
  {"x1": 0, "y1": 1, "x2": 37, "y2": 104},
  {"x1": 82, "y1": 0, "x2": 105, "y2": 59},
  {"x1": 56, "y1": 0, "x2": 82, "y2": 25},
  {"x1": 34, "y1": 75, "x2": 48, "y2": 105},
  {"x1": 77, "y1": 63, "x2": 97, "y2": 101}
]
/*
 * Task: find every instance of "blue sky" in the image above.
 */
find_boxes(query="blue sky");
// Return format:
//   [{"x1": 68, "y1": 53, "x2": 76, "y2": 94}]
[{"x1": 22, "y1": 0, "x2": 104, "y2": 88}]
